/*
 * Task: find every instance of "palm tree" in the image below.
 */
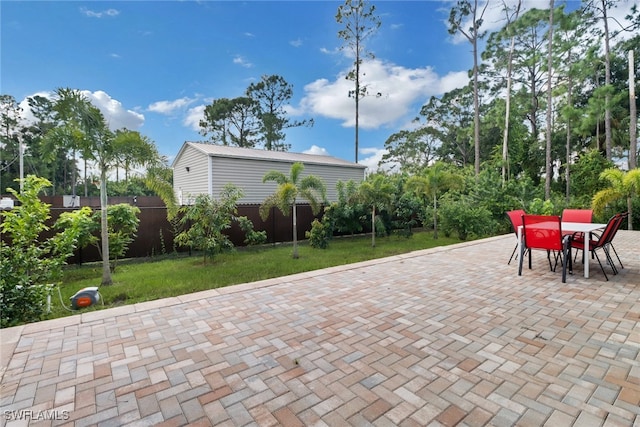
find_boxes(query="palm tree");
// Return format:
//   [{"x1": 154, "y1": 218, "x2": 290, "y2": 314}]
[
  {"x1": 592, "y1": 168, "x2": 640, "y2": 230},
  {"x1": 358, "y1": 173, "x2": 394, "y2": 247},
  {"x1": 407, "y1": 162, "x2": 462, "y2": 239},
  {"x1": 46, "y1": 89, "x2": 118, "y2": 285},
  {"x1": 260, "y1": 162, "x2": 326, "y2": 258}
]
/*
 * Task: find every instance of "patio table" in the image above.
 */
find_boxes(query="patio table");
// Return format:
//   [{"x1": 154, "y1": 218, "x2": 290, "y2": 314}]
[{"x1": 517, "y1": 221, "x2": 607, "y2": 279}]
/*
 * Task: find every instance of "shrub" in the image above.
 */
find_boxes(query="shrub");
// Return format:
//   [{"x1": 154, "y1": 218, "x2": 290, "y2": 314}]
[
  {"x1": 237, "y1": 216, "x2": 267, "y2": 246},
  {"x1": 175, "y1": 184, "x2": 243, "y2": 264},
  {"x1": 92, "y1": 203, "x2": 141, "y2": 272},
  {"x1": 1, "y1": 175, "x2": 85, "y2": 327},
  {"x1": 439, "y1": 196, "x2": 496, "y2": 240},
  {"x1": 306, "y1": 218, "x2": 330, "y2": 249}
]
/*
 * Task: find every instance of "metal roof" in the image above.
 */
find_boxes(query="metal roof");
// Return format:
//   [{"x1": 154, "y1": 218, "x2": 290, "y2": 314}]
[{"x1": 175, "y1": 142, "x2": 366, "y2": 169}]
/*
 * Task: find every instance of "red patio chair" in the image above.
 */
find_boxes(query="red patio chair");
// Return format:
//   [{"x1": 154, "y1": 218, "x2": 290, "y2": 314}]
[
  {"x1": 506, "y1": 209, "x2": 527, "y2": 265},
  {"x1": 518, "y1": 214, "x2": 572, "y2": 283},
  {"x1": 607, "y1": 212, "x2": 628, "y2": 270},
  {"x1": 561, "y1": 208, "x2": 593, "y2": 223},
  {"x1": 570, "y1": 213, "x2": 621, "y2": 281},
  {"x1": 561, "y1": 208, "x2": 593, "y2": 242}
]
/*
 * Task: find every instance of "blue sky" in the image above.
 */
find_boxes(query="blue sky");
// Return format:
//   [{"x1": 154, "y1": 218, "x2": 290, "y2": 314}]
[{"x1": 2, "y1": 0, "x2": 629, "y2": 172}]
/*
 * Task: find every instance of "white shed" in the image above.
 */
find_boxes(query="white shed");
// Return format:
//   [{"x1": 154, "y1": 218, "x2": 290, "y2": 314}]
[{"x1": 172, "y1": 142, "x2": 367, "y2": 205}]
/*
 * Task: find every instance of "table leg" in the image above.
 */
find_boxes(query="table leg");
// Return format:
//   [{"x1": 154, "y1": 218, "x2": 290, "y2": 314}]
[
  {"x1": 584, "y1": 233, "x2": 590, "y2": 278},
  {"x1": 517, "y1": 226, "x2": 523, "y2": 271}
]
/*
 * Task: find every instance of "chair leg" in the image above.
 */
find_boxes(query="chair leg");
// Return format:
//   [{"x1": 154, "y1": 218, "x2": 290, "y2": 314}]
[
  {"x1": 508, "y1": 243, "x2": 517, "y2": 265},
  {"x1": 609, "y1": 243, "x2": 624, "y2": 269},
  {"x1": 561, "y1": 237, "x2": 572, "y2": 283},
  {"x1": 546, "y1": 250, "x2": 555, "y2": 272},
  {"x1": 603, "y1": 246, "x2": 618, "y2": 275},
  {"x1": 592, "y1": 249, "x2": 609, "y2": 281}
]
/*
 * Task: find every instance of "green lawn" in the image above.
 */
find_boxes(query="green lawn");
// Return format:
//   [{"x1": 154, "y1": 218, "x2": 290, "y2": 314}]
[{"x1": 50, "y1": 231, "x2": 462, "y2": 320}]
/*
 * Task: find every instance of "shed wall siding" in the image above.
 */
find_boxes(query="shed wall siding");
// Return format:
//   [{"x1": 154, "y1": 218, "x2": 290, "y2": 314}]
[
  {"x1": 211, "y1": 157, "x2": 364, "y2": 204},
  {"x1": 174, "y1": 145, "x2": 210, "y2": 205}
]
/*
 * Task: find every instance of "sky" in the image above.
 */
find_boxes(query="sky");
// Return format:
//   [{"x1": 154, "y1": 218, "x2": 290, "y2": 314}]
[{"x1": 1, "y1": 0, "x2": 635, "y2": 173}]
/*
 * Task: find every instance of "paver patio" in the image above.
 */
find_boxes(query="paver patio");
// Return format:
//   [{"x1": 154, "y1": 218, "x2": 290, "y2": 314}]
[{"x1": 1, "y1": 231, "x2": 639, "y2": 426}]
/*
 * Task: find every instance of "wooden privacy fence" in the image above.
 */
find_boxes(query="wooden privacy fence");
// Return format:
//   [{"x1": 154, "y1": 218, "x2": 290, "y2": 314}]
[{"x1": 1, "y1": 196, "x2": 322, "y2": 264}]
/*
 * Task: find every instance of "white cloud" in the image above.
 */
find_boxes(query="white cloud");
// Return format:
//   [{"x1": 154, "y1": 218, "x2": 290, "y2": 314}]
[
  {"x1": 184, "y1": 105, "x2": 205, "y2": 132},
  {"x1": 449, "y1": 0, "x2": 637, "y2": 45},
  {"x1": 81, "y1": 90, "x2": 144, "y2": 130},
  {"x1": 233, "y1": 55, "x2": 253, "y2": 68},
  {"x1": 290, "y1": 38, "x2": 303, "y2": 48},
  {"x1": 299, "y1": 59, "x2": 464, "y2": 129},
  {"x1": 80, "y1": 7, "x2": 119, "y2": 18},
  {"x1": 148, "y1": 97, "x2": 196, "y2": 115},
  {"x1": 358, "y1": 147, "x2": 390, "y2": 173},
  {"x1": 303, "y1": 145, "x2": 330, "y2": 156},
  {"x1": 16, "y1": 90, "x2": 143, "y2": 132},
  {"x1": 320, "y1": 47, "x2": 339, "y2": 55}
]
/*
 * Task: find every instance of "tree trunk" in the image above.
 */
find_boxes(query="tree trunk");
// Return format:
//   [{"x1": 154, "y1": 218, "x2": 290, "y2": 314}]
[
  {"x1": 100, "y1": 167, "x2": 112, "y2": 285},
  {"x1": 630, "y1": 50, "x2": 637, "y2": 170},
  {"x1": 292, "y1": 202, "x2": 299, "y2": 259},
  {"x1": 544, "y1": 0, "x2": 554, "y2": 200},
  {"x1": 473, "y1": 35, "x2": 480, "y2": 177},
  {"x1": 627, "y1": 196, "x2": 633, "y2": 231},
  {"x1": 371, "y1": 205, "x2": 376, "y2": 247},
  {"x1": 566, "y1": 68, "x2": 573, "y2": 203},
  {"x1": 433, "y1": 192, "x2": 438, "y2": 239},
  {"x1": 602, "y1": 0, "x2": 612, "y2": 160},
  {"x1": 502, "y1": 33, "x2": 516, "y2": 186}
]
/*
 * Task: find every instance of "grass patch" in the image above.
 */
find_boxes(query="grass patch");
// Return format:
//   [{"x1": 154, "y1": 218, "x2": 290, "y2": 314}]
[{"x1": 48, "y1": 231, "x2": 462, "y2": 320}]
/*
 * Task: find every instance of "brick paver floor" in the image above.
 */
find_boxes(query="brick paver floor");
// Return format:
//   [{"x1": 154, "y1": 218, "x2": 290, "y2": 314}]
[{"x1": 1, "y1": 231, "x2": 639, "y2": 426}]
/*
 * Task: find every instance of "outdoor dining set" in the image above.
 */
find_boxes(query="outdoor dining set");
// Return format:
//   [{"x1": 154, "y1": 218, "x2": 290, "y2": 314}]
[{"x1": 507, "y1": 208, "x2": 628, "y2": 282}]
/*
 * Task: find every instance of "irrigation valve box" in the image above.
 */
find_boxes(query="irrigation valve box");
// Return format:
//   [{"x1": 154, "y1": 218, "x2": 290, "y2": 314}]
[{"x1": 70, "y1": 287, "x2": 100, "y2": 309}]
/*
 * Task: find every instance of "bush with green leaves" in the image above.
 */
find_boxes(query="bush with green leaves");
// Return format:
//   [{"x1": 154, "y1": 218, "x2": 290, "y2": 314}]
[
  {"x1": 1, "y1": 175, "x2": 88, "y2": 327},
  {"x1": 528, "y1": 198, "x2": 555, "y2": 215},
  {"x1": 439, "y1": 195, "x2": 496, "y2": 240},
  {"x1": 175, "y1": 184, "x2": 244, "y2": 264},
  {"x1": 306, "y1": 218, "x2": 331, "y2": 249},
  {"x1": 392, "y1": 192, "x2": 421, "y2": 237},
  {"x1": 237, "y1": 216, "x2": 267, "y2": 246},
  {"x1": 93, "y1": 203, "x2": 141, "y2": 271},
  {"x1": 329, "y1": 180, "x2": 367, "y2": 235}
]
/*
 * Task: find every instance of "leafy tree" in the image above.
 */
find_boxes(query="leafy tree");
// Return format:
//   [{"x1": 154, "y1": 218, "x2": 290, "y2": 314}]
[
  {"x1": 448, "y1": 0, "x2": 489, "y2": 176},
  {"x1": 0, "y1": 94, "x2": 23, "y2": 194},
  {"x1": 331, "y1": 179, "x2": 367, "y2": 235},
  {"x1": 93, "y1": 203, "x2": 141, "y2": 272},
  {"x1": 54, "y1": 206, "x2": 97, "y2": 265},
  {"x1": 420, "y1": 86, "x2": 474, "y2": 167},
  {"x1": 175, "y1": 184, "x2": 244, "y2": 264},
  {"x1": 543, "y1": 0, "x2": 556, "y2": 200},
  {"x1": 200, "y1": 97, "x2": 260, "y2": 148},
  {"x1": 568, "y1": 150, "x2": 614, "y2": 206},
  {"x1": 246, "y1": 75, "x2": 313, "y2": 151},
  {"x1": 237, "y1": 216, "x2": 267, "y2": 246},
  {"x1": 379, "y1": 128, "x2": 439, "y2": 174},
  {"x1": 592, "y1": 167, "x2": 640, "y2": 230},
  {"x1": 259, "y1": 162, "x2": 326, "y2": 259},
  {"x1": 407, "y1": 162, "x2": 463, "y2": 239},
  {"x1": 0, "y1": 175, "x2": 88, "y2": 327},
  {"x1": 482, "y1": 7, "x2": 555, "y2": 181},
  {"x1": 45, "y1": 88, "x2": 119, "y2": 285},
  {"x1": 144, "y1": 159, "x2": 180, "y2": 252},
  {"x1": 336, "y1": 0, "x2": 381, "y2": 163},
  {"x1": 358, "y1": 173, "x2": 394, "y2": 247},
  {"x1": 112, "y1": 129, "x2": 158, "y2": 183}
]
